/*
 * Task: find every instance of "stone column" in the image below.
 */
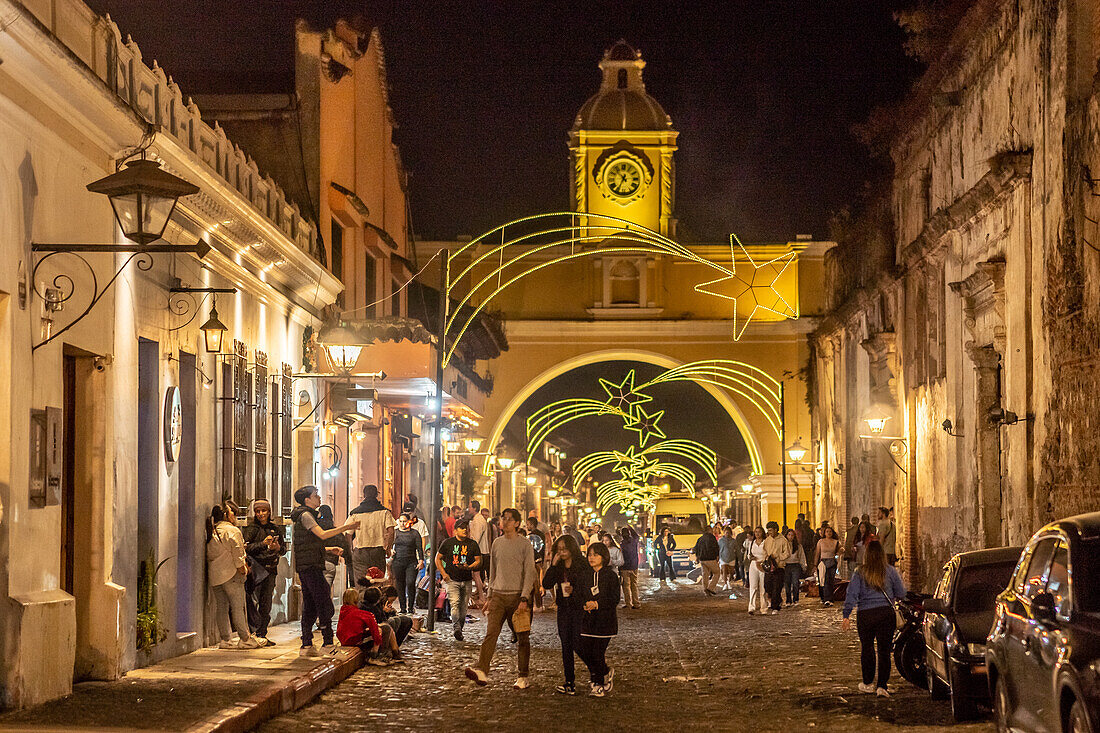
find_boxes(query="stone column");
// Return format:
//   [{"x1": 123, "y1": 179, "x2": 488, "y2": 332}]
[{"x1": 966, "y1": 343, "x2": 1004, "y2": 548}]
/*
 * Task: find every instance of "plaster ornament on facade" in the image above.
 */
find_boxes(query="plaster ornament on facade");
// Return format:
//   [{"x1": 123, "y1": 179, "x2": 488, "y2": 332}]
[{"x1": 694, "y1": 234, "x2": 800, "y2": 340}]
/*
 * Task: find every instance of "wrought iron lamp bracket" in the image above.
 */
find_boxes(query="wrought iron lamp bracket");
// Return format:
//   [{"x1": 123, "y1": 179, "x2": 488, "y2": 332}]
[{"x1": 166, "y1": 280, "x2": 237, "y2": 332}]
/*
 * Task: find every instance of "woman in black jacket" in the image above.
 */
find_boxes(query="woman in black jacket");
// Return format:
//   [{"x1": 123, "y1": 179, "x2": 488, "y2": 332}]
[
  {"x1": 578, "y1": 541, "x2": 620, "y2": 697},
  {"x1": 656, "y1": 526, "x2": 677, "y2": 582},
  {"x1": 542, "y1": 534, "x2": 592, "y2": 696},
  {"x1": 242, "y1": 499, "x2": 286, "y2": 645}
]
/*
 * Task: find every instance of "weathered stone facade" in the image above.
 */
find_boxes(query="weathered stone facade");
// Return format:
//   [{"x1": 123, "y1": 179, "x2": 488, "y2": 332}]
[{"x1": 811, "y1": 0, "x2": 1100, "y2": 588}]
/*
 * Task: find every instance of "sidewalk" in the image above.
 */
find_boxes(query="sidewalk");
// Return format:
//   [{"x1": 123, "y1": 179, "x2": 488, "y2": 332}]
[{"x1": 0, "y1": 625, "x2": 363, "y2": 733}]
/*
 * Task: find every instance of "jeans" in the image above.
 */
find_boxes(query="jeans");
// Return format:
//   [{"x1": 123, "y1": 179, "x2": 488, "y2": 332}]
[
  {"x1": 856, "y1": 605, "x2": 897, "y2": 688},
  {"x1": 819, "y1": 559, "x2": 837, "y2": 603},
  {"x1": 298, "y1": 565, "x2": 334, "y2": 647},
  {"x1": 245, "y1": 570, "x2": 277, "y2": 637},
  {"x1": 475, "y1": 592, "x2": 530, "y2": 676},
  {"x1": 352, "y1": 546, "x2": 386, "y2": 585},
  {"x1": 556, "y1": 606, "x2": 583, "y2": 684},
  {"x1": 323, "y1": 558, "x2": 338, "y2": 589},
  {"x1": 657, "y1": 553, "x2": 676, "y2": 580},
  {"x1": 446, "y1": 579, "x2": 471, "y2": 632},
  {"x1": 700, "y1": 560, "x2": 720, "y2": 592},
  {"x1": 388, "y1": 614, "x2": 413, "y2": 646},
  {"x1": 784, "y1": 563, "x2": 802, "y2": 604},
  {"x1": 748, "y1": 562, "x2": 767, "y2": 612},
  {"x1": 391, "y1": 556, "x2": 419, "y2": 614},
  {"x1": 620, "y1": 569, "x2": 639, "y2": 607},
  {"x1": 764, "y1": 569, "x2": 784, "y2": 611},
  {"x1": 213, "y1": 575, "x2": 251, "y2": 642},
  {"x1": 578, "y1": 635, "x2": 611, "y2": 685}
]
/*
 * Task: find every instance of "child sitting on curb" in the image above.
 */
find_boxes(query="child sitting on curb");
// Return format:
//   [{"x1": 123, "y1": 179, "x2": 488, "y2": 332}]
[{"x1": 337, "y1": 588, "x2": 403, "y2": 666}]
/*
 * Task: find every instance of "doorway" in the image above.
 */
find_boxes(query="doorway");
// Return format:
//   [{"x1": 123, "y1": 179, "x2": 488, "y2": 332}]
[
  {"x1": 176, "y1": 351, "x2": 197, "y2": 632},
  {"x1": 137, "y1": 339, "x2": 160, "y2": 624}
]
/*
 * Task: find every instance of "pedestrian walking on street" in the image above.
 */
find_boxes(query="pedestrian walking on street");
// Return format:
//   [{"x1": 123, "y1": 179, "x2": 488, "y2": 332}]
[
  {"x1": 745, "y1": 526, "x2": 768, "y2": 613},
  {"x1": 464, "y1": 508, "x2": 536, "y2": 689},
  {"x1": 842, "y1": 540, "x2": 906, "y2": 697},
  {"x1": 762, "y1": 521, "x2": 791, "y2": 614},
  {"x1": 735, "y1": 524, "x2": 752, "y2": 587},
  {"x1": 467, "y1": 500, "x2": 491, "y2": 601},
  {"x1": 242, "y1": 499, "x2": 285, "y2": 646},
  {"x1": 842, "y1": 517, "x2": 860, "y2": 578},
  {"x1": 391, "y1": 514, "x2": 424, "y2": 614},
  {"x1": 617, "y1": 526, "x2": 641, "y2": 609},
  {"x1": 692, "y1": 524, "x2": 720, "y2": 595},
  {"x1": 206, "y1": 502, "x2": 260, "y2": 649},
  {"x1": 525, "y1": 517, "x2": 547, "y2": 609},
  {"x1": 578, "y1": 541, "x2": 620, "y2": 697},
  {"x1": 291, "y1": 486, "x2": 359, "y2": 656},
  {"x1": 655, "y1": 526, "x2": 677, "y2": 583},
  {"x1": 812, "y1": 525, "x2": 842, "y2": 606},
  {"x1": 875, "y1": 506, "x2": 897, "y2": 565},
  {"x1": 601, "y1": 532, "x2": 624, "y2": 571},
  {"x1": 437, "y1": 517, "x2": 482, "y2": 640},
  {"x1": 783, "y1": 528, "x2": 807, "y2": 605},
  {"x1": 543, "y1": 534, "x2": 591, "y2": 695},
  {"x1": 717, "y1": 526, "x2": 737, "y2": 590},
  {"x1": 854, "y1": 520, "x2": 875, "y2": 567},
  {"x1": 348, "y1": 485, "x2": 395, "y2": 586}
]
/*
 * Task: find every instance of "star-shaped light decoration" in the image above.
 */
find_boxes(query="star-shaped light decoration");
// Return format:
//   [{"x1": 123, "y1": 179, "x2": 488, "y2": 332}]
[
  {"x1": 624, "y1": 404, "x2": 666, "y2": 447},
  {"x1": 599, "y1": 370, "x2": 652, "y2": 415},
  {"x1": 694, "y1": 234, "x2": 798, "y2": 340}
]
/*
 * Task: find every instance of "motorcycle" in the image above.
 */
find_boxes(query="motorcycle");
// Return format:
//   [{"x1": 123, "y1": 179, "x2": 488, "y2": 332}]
[{"x1": 893, "y1": 590, "x2": 931, "y2": 688}]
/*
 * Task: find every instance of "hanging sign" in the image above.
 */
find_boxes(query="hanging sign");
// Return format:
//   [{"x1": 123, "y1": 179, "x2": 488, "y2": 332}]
[{"x1": 163, "y1": 386, "x2": 182, "y2": 463}]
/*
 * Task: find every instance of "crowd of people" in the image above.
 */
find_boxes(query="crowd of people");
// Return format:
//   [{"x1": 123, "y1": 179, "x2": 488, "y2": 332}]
[{"x1": 204, "y1": 487, "x2": 906, "y2": 697}]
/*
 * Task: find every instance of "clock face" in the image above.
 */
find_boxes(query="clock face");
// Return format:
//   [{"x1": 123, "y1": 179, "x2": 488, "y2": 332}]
[{"x1": 606, "y1": 159, "x2": 642, "y2": 197}]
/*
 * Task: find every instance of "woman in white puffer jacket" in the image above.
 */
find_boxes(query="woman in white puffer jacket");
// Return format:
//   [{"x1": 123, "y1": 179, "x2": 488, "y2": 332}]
[{"x1": 206, "y1": 501, "x2": 259, "y2": 649}]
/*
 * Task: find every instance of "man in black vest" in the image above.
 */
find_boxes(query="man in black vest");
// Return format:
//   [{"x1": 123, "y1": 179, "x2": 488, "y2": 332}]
[{"x1": 291, "y1": 486, "x2": 358, "y2": 656}]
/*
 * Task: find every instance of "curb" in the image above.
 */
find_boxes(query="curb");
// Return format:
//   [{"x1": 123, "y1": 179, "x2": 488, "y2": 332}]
[{"x1": 186, "y1": 648, "x2": 364, "y2": 733}]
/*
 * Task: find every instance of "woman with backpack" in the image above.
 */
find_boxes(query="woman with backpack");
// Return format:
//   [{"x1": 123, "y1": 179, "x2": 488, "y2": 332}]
[
  {"x1": 206, "y1": 501, "x2": 259, "y2": 649},
  {"x1": 842, "y1": 540, "x2": 906, "y2": 697}
]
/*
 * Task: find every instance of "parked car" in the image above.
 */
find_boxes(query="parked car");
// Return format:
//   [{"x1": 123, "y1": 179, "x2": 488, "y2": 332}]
[
  {"x1": 922, "y1": 546, "x2": 1023, "y2": 721},
  {"x1": 986, "y1": 512, "x2": 1100, "y2": 733}
]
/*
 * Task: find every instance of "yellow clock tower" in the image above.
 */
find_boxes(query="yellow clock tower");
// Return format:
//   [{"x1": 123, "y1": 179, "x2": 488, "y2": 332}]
[{"x1": 570, "y1": 40, "x2": 679, "y2": 237}]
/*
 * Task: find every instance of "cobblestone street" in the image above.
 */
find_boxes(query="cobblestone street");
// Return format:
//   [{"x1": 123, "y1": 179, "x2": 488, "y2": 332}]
[{"x1": 259, "y1": 575, "x2": 995, "y2": 732}]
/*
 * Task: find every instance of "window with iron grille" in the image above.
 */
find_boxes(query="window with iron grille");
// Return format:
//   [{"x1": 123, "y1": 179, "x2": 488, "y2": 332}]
[
  {"x1": 254, "y1": 351, "x2": 268, "y2": 499},
  {"x1": 281, "y1": 365, "x2": 294, "y2": 515}
]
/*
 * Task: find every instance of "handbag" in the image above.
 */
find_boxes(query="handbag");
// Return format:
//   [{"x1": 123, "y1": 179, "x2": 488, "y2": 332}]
[{"x1": 762, "y1": 556, "x2": 779, "y2": 573}]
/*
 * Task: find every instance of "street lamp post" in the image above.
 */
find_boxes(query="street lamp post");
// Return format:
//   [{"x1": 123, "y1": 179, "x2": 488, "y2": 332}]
[
  {"x1": 427, "y1": 252, "x2": 449, "y2": 633},
  {"x1": 780, "y1": 381, "x2": 787, "y2": 527}
]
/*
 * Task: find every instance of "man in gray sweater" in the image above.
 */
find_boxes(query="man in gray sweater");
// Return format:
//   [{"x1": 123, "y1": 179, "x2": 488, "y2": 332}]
[{"x1": 464, "y1": 507, "x2": 535, "y2": 689}]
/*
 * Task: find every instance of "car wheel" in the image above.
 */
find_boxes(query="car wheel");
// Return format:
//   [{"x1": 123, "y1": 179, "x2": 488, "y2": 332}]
[
  {"x1": 949, "y1": 674, "x2": 979, "y2": 722},
  {"x1": 993, "y1": 674, "x2": 1013, "y2": 733},
  {"x1": 1069, "y1": 697, "x2": 1095, "y2": 733}
]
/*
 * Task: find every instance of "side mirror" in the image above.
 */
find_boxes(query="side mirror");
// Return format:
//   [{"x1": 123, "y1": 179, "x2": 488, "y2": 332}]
[
  {"x1": 1032, "y1": 591, "x2": 1056, "y2": 622},
  {"x1": 923, "y1": 597, "x2": 951, "y2": 616}
]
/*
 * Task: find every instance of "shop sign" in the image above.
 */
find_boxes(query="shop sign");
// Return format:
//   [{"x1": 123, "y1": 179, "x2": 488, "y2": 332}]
[{"x1": 163, "y1": 386, "x2": 182, "y2": 463}]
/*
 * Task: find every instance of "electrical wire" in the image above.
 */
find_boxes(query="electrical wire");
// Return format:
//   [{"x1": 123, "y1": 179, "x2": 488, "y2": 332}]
[{"x1": 338, "y1": 249, "x2": 440, "y2": 319}]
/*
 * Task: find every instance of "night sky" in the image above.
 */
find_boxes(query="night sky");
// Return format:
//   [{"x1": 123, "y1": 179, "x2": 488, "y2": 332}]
[{"x1": 85, "y1": 1, "x2": 920, "y2": 242}]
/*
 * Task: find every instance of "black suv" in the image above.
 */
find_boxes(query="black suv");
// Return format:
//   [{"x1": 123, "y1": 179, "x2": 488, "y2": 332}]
[
  {"x1": 922, "y1": 546, "x2": 1023, "y2": 721},
  {"x1": 986, "y1": 512, "x2": 1100, "y2": 733}
]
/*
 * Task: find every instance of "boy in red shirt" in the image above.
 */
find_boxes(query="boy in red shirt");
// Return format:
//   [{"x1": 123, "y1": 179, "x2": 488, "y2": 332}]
[{"x1": 337, "y1": 588, "x2": 394, "y2": 665}]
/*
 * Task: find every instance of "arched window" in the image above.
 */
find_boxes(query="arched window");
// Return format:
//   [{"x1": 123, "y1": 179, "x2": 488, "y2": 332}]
[
  {"x1": 617, "y1": 68, "x2": 628, "y2": 89},
  {"x1": 610, "y1": 259, "x2": 640, "y2": 305}
]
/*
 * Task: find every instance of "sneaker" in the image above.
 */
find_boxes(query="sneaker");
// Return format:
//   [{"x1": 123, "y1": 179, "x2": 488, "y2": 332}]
[
  {"x1": 747, "y1": 609, "x2": 755, "y2": 615},
  {"x1": 368, "y1": 655, "x2": 393, "y2": 667},
  {"x1": 299, "y1": 645, "x2": 320, "y2": 658},
  {"x1": 390, "y1": 650, "x2": 405, "y2": 662},
  {"x1": 555, "y1": 682, "x2": 576, "y2": 695},
  {"x1": 454, "y1": 629, "x2": 464, "y2": 641},
  {"x1": 858, "y1": 682, "x2": 875, "y2": 694},
  {"x1": 823, "y1": 601, "x2": 833, "y2": 607},
  {"x1": 259, "y1": 637, "x2": 276, "y2": 647},
  {"x1": 605, "y1": 667, "x2": 614, "y2": 691},
  {"x1": 464, "y1": 666, "x2": 489, "y2": 686},
  {"x1": 513, "y1": 676, "x2": 530, "y2": 690},
  {"x1": 704, "y1": 589, "x2": 716, "y2": 596},
  {"x1": 218, "y1": 640, "x2": 237, "y2": 649},
  {"x1": 769, "y1": 609, "x2": 779, "y2": 615},
  {"x1": 589, "y1": 683, "x2": 606, "y2": 697},
  {"x1": 632, "y1": 604, "x2": 641, "y2": 610},
  {"x1": 320, "y1": 644, "x2": 337, "y2": 655},
  {"x1": 876, "y1": 687, "x2": 890, "y2": 698},
  {"x1": 237, "y1": 638, "x2": 261, "y2": 649}
]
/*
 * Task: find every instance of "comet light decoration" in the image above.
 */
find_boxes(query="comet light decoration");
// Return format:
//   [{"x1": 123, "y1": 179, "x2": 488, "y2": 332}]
[
  {"x1": 525, "y1": 362, "x2": 781, "y2": 475},
  {"x1": 442, "y1": 213, "x2": 799, "y2": 367},
  {"x1": 572, "y1": 440, "x2": 719, "y2": 512},
  {"x1": 693, "y1": 233, "x2": 799, "y2": 340}
]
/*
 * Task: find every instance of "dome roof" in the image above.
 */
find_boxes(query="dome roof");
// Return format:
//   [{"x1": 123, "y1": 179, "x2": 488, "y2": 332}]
[{"x1": 573, "y1": 41, "x2": 672, "y2": 132}]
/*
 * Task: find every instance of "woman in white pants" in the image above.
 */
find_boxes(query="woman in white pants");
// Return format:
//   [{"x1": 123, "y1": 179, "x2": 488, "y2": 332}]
[
  {"x1": 745, "y1": 526, "x2": 768, "y2": 614},
  {"x1": 206, "y1": 501, "x2": 259, "y2": 649}
]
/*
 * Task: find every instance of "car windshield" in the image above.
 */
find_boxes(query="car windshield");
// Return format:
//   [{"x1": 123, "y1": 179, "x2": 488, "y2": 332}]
[
  {"x1": 954, "y1": 561, "x2": 1017, "y2": 613},
  {"x1": 1076, "y1": 537, "x2": 1100, "y2": 612},
  {"x1": 656, "y1": 514, "x2": 706, "y2": 536}
]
